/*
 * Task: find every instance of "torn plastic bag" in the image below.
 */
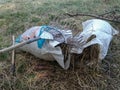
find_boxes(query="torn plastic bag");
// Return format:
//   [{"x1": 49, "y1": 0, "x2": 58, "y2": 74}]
[
  {"x1": 16, "y1": 25, "x2": 72, "y2": 69},
  {"x1": 70, "y1": 19, "x2": 119, "y2": 59}
]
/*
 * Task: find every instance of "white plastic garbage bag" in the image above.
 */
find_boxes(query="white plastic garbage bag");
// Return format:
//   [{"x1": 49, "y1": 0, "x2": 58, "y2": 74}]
[
  {"x1": 70, "y1": 19, "x2": 119, "y2": 59},
  {"x1": 16, "y1": 25, "x2": 72, "y2": 69},
  {"x1": 16, "y1": 19, "x2": 119, "y2": 69}
]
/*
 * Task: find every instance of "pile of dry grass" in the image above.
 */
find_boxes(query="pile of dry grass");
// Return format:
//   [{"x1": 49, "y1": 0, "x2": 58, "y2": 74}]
[
  {"x1": 59, "y1": 33, "x2": 100, "y2": 69},
  {"x1": 71, "y1": 44, "x2": 100, "y2": 68}
]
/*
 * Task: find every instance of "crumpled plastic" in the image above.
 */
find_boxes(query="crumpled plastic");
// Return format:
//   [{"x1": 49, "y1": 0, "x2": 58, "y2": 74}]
[
  {"x1": 70, "y1": 19, "x2": 119, "y2": 59},
  {"x1": 16, "y1": 25, "x2": 72, "y2": 69}
]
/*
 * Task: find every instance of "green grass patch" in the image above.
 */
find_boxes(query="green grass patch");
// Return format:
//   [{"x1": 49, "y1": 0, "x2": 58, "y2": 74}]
[{"x1": 0, "y1": 53, "x2": 9, "y2": 61}]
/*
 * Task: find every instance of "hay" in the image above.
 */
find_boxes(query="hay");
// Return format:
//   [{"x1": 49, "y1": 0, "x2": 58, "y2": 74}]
[
  {"x1": 71, "y1": 44, "x2": 100, "y2": 67},
  {"x1": 59, "y1": 34, "x2": 100, "y2": 69},
  {"x1": 59, "y1": 44, "x2": 70, "y2": 63}
]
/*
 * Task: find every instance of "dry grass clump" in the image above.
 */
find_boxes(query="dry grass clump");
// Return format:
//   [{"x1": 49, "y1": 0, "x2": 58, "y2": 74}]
[{"x1": 71, "y1": 44, "x2": 100, "y2": 69}]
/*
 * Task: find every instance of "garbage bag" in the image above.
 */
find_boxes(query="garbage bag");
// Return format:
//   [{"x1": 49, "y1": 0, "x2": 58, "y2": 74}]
[
  {"x1": 70, "y1": 19, "x2": 119, "y2": 59},
  {"x1": 16, "y1": 25, "x2": 72, "y2": 69},
  {"x1": 16, "y1": 19, "x2": 119, "y2": 69}
]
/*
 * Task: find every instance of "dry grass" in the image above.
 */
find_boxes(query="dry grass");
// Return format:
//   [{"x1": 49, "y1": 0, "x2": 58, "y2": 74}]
[{"x1": 0, "y1": 0, "x2": 120, "y2": 90}]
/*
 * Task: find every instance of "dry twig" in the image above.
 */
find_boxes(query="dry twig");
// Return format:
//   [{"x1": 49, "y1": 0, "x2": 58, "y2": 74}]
[
  {"x1": 11, "y1": 35, "x2": 15, "y2": 76},
  {"x1": 65, "y1": 13, "x2": 120, "y2": 23},
  {"x1": 0, "y1": 36, "x2": 42, "y2": 53}
]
